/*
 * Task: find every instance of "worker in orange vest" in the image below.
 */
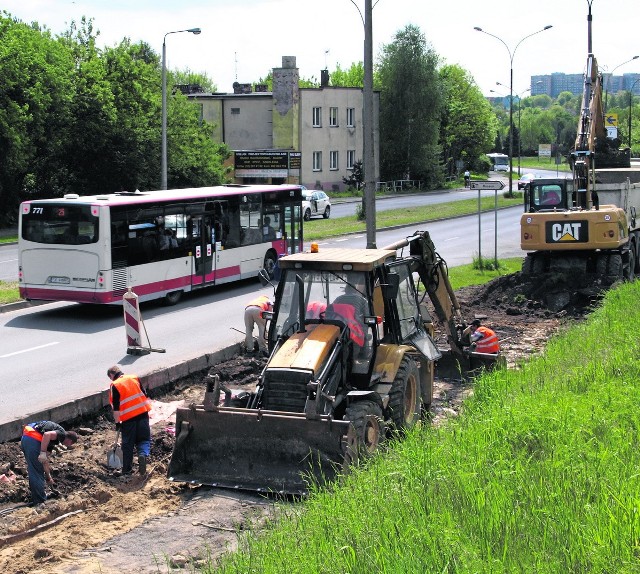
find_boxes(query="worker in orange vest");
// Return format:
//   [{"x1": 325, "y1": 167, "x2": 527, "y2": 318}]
[
  {"x1": 464, "y1": 319, "x2": 500, "y2": 354},
  {"x1": 107, "y1": 365, "x2": 152, "y2": 476},
  {"x1": 21, "y1": 421, "x2": 78, "y2": 506},
  {"x1": 244, "y1": 294, "x2": 272, "y2": 355}
]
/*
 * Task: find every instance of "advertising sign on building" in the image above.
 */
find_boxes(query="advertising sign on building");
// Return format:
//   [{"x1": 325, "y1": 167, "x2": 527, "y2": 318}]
[
  {"x1": 539, "y1": 144, "x2": 552, "y2": 157},
  {"x1": 235, "y1": 151, "x2": 289, "y2": 177}
]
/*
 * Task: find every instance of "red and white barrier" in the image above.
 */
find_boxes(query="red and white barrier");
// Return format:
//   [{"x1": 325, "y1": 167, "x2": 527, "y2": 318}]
[
  {"x1": 123, "y1": 288, "x2": 166, "y2": 355},
  {"x1": 123, "y1": 288, "x2": 143, "y2": 349}
]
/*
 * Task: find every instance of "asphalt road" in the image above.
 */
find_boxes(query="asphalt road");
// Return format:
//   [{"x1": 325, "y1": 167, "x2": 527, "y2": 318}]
[{"x1": 0, "y1": 206, "x2": 523, "y2": 429}]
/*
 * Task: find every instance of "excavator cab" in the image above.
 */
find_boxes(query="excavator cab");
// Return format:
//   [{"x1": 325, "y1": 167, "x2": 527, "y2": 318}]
[{"x1": 525, "y1": 179, "x2": 571, "y2": 212}]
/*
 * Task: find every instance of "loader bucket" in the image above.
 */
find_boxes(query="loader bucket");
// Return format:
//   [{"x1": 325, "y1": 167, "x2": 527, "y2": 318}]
[
  {"x1": 435, "y1": 348, "x2": 506, "y2": 380},
  {"x1": 167, "y1": 405, "x2": 352, "y2": 496}
]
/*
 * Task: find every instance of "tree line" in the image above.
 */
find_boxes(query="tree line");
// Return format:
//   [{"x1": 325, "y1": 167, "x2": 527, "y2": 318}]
[
  {"x1": 0, "y1": 14, "x2": 228, "y2": 226},
  {"x1": 5, "y1": 11, "x2": 632, "y2": 228}
]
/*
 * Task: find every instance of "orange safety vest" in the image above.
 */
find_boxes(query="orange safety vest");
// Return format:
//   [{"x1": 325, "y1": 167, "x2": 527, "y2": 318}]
[
  {"x1": 329, "y1": 302, "x2": 365, "y2": 346},
  {"x1": 306, "y1": 301, "x2": 327, "y2": 319},
  {"x1": 109, "y1": 374, "x2": 151, "y2": 422},
  {"x1": 22, "y1": 425, "x2": 44, "y2": 442},
  {"x1": 246, "y1": 295, "x2": 271, "y2": 314},
  {"x1": 473, "y1": 326, "x2": 500, "y2": 354}
]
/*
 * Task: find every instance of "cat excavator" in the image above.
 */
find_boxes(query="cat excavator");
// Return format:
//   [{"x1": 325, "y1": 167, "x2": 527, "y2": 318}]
[
  {"x1": 168, "y1": 230, "x2": 503, "y2": 495},
  {"x1": 521, "y1": 2, "x2": 639, "y2": 281}
]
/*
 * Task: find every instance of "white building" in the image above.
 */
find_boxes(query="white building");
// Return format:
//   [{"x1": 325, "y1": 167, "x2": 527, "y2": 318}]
[{"x1": 187, "y1": 56, "x2": 379, "y2": 192}]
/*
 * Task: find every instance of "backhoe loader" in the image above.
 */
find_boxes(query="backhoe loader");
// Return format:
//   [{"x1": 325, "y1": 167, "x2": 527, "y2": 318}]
[{"x1": 168, "y1": 230, "x2": 503, "y2": 495}]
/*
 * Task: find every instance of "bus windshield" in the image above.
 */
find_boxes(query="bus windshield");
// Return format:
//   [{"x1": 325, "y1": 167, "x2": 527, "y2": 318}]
[{"x1": 22, "y1": 204, "x2": 99, "y2": 245}]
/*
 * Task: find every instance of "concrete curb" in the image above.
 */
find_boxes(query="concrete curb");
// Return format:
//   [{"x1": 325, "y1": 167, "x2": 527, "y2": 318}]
[{"x1": 0, "y1": 343, "x2": 242, "y2": 443}]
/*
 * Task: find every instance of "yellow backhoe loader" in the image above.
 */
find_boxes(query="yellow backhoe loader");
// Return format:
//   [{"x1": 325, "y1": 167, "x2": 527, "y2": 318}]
[{"x1": 168, "y1": 230, "x2": 503, "y2": 495}]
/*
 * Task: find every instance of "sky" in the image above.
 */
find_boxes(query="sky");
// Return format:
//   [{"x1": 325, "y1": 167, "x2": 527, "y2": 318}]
[{"x1": 3, "y1": 0, "x2": 639, "y2": 97}]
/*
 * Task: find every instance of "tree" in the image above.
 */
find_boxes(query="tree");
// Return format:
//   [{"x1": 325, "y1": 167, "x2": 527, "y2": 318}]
[
  {"x1": 378, "y1": 25, "x2": 443, "y2": 188},
  {"x1": 343, "y1": 160, "x2": 364, "y2": 190},
  {"x1": 438, "y1": 64, "x2": 496, "y2": 176},
  {"x1": 330, "y1": 62, "x2": 364, "y2": 87}
]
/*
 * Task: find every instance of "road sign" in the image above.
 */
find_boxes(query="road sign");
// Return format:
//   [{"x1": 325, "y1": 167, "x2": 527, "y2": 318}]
[
  {"x1": 469, "y1": 180, "x2": 505, "y2": 190},
  {"x1": 605, "y1": 113, "x2": 618, "y2": 127}
]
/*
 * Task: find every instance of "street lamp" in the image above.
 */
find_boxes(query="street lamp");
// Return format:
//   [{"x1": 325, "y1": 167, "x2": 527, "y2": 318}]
[
  {"x1": 161, "y1": 27, "x2": 201, "y2": 190},
  {"x1": 499, "y1": 81, "x2": 541, "y2": 175},
  {"x1": 629, "y1": 78, "x2": 640, "y2": 148},
  {"x1": 474, "y1": 24, "x2": 553, "y2": 195},
  {"x1": 603, "y1": 55, "x2": 639, "y2": 114}
]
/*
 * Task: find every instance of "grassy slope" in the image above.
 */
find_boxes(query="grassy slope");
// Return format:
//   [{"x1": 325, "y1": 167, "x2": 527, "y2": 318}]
[{"x1": 211, "y1": 281, "x2": 640, "y2": 573}]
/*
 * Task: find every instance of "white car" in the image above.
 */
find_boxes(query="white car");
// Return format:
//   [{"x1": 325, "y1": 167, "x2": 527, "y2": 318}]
[{"x1": 301, "y1": 187, "x2": 331, "y2": 220}]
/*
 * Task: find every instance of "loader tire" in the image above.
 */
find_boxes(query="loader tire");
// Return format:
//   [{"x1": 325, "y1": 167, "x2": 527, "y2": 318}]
[
  {"x1": 344, "y1": 400, "x2": 384, "y2": 464},
  {"x1": 521, "y1": 256, "x2": 533, "y2": 275},
  {"x1": 596, "y1": 253, "x2": 608, "y2": 278},
  {"x1": 607, "y1": 252, "x2": 623, "y2": 283},
  {"x1": 625, "y1": 243, "x2": 636, "y2": 281},
  {"x1": 388, "y1": 356, "x2": 420, "y2": 435}
]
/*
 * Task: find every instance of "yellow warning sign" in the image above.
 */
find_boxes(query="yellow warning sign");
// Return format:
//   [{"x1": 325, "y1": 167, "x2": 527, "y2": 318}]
[{"x1": 605, "y1": 113, "x2": 618, "y2": 127}]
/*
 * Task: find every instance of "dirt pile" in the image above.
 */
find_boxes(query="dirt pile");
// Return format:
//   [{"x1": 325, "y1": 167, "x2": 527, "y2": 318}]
[{"x1": 0, "y1": 271, "x2": 605, "y2": 573}]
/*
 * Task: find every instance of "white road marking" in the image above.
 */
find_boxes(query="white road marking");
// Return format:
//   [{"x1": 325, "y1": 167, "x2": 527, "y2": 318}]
[{"x1": 0, "y1": 342, "x2": 59, "y2": 358}]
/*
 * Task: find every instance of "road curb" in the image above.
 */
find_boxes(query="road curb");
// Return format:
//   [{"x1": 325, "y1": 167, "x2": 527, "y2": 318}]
[{"x1": 0, "y1": 343, "x2": 243, "y2": 443}]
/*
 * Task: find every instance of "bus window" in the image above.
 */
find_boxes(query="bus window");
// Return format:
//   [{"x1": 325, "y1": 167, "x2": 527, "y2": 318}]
[
  {"x1": 240, "y1": 196, "x2": 262, "y2": 245},
  {"x1": 22, "y1": 205, "x2": 98, "y2": 245}
]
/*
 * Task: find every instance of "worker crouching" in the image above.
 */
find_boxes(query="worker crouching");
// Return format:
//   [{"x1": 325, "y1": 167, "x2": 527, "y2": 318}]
[
  {"x1": 244, "y1": 294, "x2": 272, "y2": 356},
  {"x1": 463, "y1": 319, "x2": 500, "y2": 354}
]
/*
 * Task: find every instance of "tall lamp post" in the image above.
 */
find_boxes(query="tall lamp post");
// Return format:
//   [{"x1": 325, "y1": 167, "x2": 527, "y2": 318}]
[
  {"x1": 474, "y1": 25, "x2": 552, "y2": 195},
  {"x1": 162, "y1": 27, "x2": 201, "y2": 190},
  {"x1": 629, "y1": 78, "x2": 640, "y2": 148},
  {"x1": 496, "y1": 82, "x2": 532, "y2": 176},
  {"x1": 603, "y1": 55, "x2": 639, "y2": 114}
]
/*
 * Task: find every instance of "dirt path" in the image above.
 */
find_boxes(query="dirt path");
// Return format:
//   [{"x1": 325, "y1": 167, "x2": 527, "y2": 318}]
[{"x1": 0, "y1": 271, "x2": 603, "y2": 573}]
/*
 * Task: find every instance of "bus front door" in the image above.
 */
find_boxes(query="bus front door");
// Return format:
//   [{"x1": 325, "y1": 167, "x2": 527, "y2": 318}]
[{"x1": 191, "y1": 215, "x2": 214, "y2": 286}]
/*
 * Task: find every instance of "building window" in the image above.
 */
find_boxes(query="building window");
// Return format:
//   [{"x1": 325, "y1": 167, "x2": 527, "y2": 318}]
[
  {"x1": 346, "y1": 108, "x2": 355, "y2": 127},
  {"x1": 313, "y1": 151, "x2": 322, "y2": 171},
  {"x1": 329, "y1": 107, "x2": 338, "y2": 127},
  {"x1": 347, "y1": 150, "x2": 355, "y2": 169},
  {"x1": 312, "y1": 107, "x2": 322, "y2": 127},
  {"x1": 330, "y1": 151, "x2": 339, "y2": 170}
]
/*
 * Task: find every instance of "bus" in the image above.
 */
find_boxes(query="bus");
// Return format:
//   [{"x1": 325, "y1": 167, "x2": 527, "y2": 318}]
[
  {"x1": 18, "y1": 184, "x2": 304, "y2": 305},
  {"x1": 487, "y1": 153, "x2": 510, "y2": 172}
]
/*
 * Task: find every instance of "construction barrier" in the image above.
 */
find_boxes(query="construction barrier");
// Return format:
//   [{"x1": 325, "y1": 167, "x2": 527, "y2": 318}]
[{"x1": 123, "y1": 288, "x2": 165, "y2": 355}]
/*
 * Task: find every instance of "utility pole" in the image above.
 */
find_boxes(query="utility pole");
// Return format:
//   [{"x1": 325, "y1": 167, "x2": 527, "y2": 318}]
[{"x1": 363, "y1": 0, "x2": 376, "y2": 248}]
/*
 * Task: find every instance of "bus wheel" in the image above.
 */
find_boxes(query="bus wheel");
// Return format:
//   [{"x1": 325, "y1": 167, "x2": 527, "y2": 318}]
[
  {"x1": 164, "y1": 290, "x2": 182, "y2": 306},
  {"x1": 263, "y1": 251, "x2": 277, "y2": 280}
]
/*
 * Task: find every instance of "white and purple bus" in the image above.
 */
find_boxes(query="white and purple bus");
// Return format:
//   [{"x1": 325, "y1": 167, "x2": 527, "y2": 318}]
[{"x1": 18, "y1": 184, "x2": 304, "y2": 305}]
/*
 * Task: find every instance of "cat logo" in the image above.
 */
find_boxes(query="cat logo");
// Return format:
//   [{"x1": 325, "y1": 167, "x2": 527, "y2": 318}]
[{"x1": 545, "y1": 220, "x2": 589, "y2": 243}]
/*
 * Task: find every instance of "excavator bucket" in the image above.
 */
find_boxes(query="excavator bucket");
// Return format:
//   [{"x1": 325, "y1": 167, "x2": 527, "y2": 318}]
[
  {"x1": 167, "y1": 405, "x2": 352, "y2": 496},
  {"x1": 435, "y1": 349, "x2": 506, "y2": 380}
]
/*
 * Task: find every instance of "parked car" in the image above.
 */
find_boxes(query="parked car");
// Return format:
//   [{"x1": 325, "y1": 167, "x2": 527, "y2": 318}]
[
  {"x1": 301, "y1": 187, "x2": 331, "y2": 220},
  {"x1": 518, "y1": 173, "x2": 539, "y2": 190}
]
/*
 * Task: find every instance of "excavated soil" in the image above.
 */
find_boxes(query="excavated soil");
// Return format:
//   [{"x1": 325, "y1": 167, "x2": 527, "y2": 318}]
[{"x1": 0, "y1": 271, "x2": 609, "y2": 573}]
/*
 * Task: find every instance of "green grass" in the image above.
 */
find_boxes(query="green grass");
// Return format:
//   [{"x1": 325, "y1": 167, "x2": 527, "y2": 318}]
[
  {"x1": 0, "y1": 281, "x2": 19, "y2": 304},
  {"x1": 517, "y1": 155, "x2": 571, "y2": 172},
  {"x1": 0, "y1": 235, "x2": 17, "y2": 244},
  {"x1": 446, "y1": 258, "x2": 523, "y2": 290},
  {"x1": 305, "y1": 194, "x2": 522, "y2": 241},
  {"x1": 205, "y1": 280, "x2": 640, "y2": 574}
]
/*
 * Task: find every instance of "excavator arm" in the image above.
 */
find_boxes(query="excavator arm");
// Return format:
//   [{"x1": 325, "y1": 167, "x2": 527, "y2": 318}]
[{"x1": 382, "y1": 230, "x2": 465, "y2": 356}]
